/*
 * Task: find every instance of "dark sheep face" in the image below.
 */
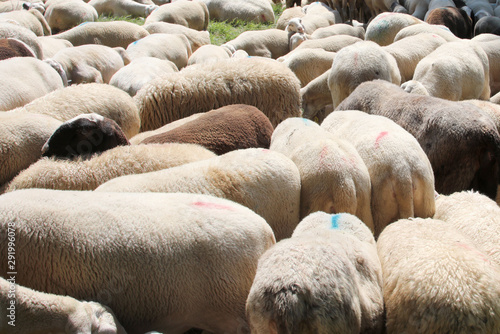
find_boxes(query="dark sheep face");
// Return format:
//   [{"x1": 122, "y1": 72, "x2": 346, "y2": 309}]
[{"x1": 42, "y1": 113, "x2": 130, "y2": 159}]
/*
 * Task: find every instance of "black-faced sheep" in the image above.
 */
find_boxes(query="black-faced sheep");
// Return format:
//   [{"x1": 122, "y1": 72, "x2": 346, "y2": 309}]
[
  {"x1": 321, "y1": 110, "x2": 436, "y2": 237},
  {"x1": 5, "y1": 143, "x2": 215, "y2": 192},
  {"x1": 0, "y1": 190, "x2": 275, "y2": 333},
  {"x1": 140, "y1": 104, "x2": 274, "y2": 155},
  {"x1": 377, "y1": 217, "x2": 500, "y2": 333},
  {"x1": 135, "y1": 57, "x2": 302, "y2": 131},
  {"x1": 335, "y1": 79, "x2": 500, "y2": 199},
  {"x1": 0, "y1": 277, "x2": 126, "y2": 334},
  {"x1": 13, "y1": 82, "x2": 140, "y2": 139},
  {"x1": 246, "y1": 212, "x2": 384, "y2": 333},
  {"x1": 434, "y1": 190, "x2": 500, "y2": 267},
  {"x1": 95, "y1": 148, "x2": 302, "y2": 241},
  {"x1": 51, "y1": 21, "x2": 150, "y2": 48},
  {"x1": 41, "y1": 113, "x2": 130, "y2": 160},
  {"x1": 0, "y1": 112, "x2": 61, "y2": 188},
  {"x1": 144, "y1": 0, "x2": 209, "y2": 31},
  {"x1": 270, "y1": 117, "x2": 374, "y2": 231}
]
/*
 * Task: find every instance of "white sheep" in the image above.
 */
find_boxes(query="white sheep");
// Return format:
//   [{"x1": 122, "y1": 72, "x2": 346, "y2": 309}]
[
  {"x1": 0, "y1": 56, "x2": 66, "y2": 111},
  {"x1": 144, "y1": 0, "x2": 209, "y2": 31},
  {"x1": 143, "y1": 21, "x2": 210, "y2": 52},
  {"x1": 187, "y1": 44, "x2": 232, "y2": 66},
  {"x1": 0, "y1": 112, "x2": 61, "y2": 188},
  {"x1": 310, "y1": 22, "x2": 366, "y2": 39},
  {"x1": 125, "y1": 33, "x2": 192, "y2": 69},
  {"x1": 0, "y1": 0, "x2": 44, "y2": 13},
  {"x1": 382, "y1": 32, "x2": 447, "y2": 83},
  {"x1": 5, "y1": 143, "x2": 215, "y2": 192},
  {"x1": 44, "y1": 0, "x2": 98, "y2": 34},
  {"x1": 377, "y1": 217, "x2": 500, "y2": 333},
  {"x1": 0, "y1": 277, "x2": 126, "y2": 334},
  {"x1": 135, "y1": 57, "x2": 302, "y2": 131},
  {"x1": 109, "y1": 57, "x2": 179, "y2": 96},
  {"x1": 278, "y1": 48, "x2": 335, "y2": 87},
  {"x1": 246, "y1": 212, "x2": 384, "y2": 333},
  {"x1": 321, "y1": 110, "x2": 436, "y2": 237},
  {"x1": 10, "y1": 83, "x2": 140, "y2": 139},
  {"x1": 292, "y1": 34, "x2": 362, "y2": 52},
  {"x1": 270, "y1": 118, "x2": 374, "y2": 231},
  {"x1": 275, "y1": 6, "x2": 305, "y2": 30},
  {"x1": 95, "y1": 148, "x2": 301, "y2": 241},
  {"x1": 299, "y1": 1, "x2": 340, "y2": 33},
  {"x1": 473, "y1": 37, "x2": 500, "y2": 97},
  {"x1": 222, "y1": 28, "x2": 291, "y2": 59},
  {"x1": 434, "y1": 191, "x2": 500, "y2": 266},
  {"x1": 393, "y1": 21, "x2": 461, "y2": 42},
  {"x1": 36, "y1": 35, "x2": 72, "y2": 58},
  {"x1": 365, "y1": 12, "x2": 424, "y2": 46},
  {"x1": 0, "y1": 190, "x2": 276, "y2": 333},
  {"x1": 0, "y1": 21, "x2": 43, "y2": 58},
  {"x1": 51, "y1": 21, "x2": 150, "y2": 48},
  {"x1": 89, "y1": 0, "x2": 158, "y2": 18},
  {"x1": 300, "y1": 68, "x2": 333, "y2": 121},
  {"x1": 328, "y1": 40, "x2": 401, "y2": 109},
  {"x1": 49, "y1": 44, "x2": 130, "y2": 84},
  {"x1": 199, "y1": 0, "x2": 275, "y2": 23},
  {"x1": 402, "y1": 40, "x2": 490, "y2": 101},
  {"x1": 0, "y1": 7, "x2": 51, "y2": 36}
]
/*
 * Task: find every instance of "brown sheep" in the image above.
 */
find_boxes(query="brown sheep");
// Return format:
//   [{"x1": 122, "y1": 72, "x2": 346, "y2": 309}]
[
  {"x1": 425, "y1": 6, "x2": 473, "y2": 39},
  {"x1": 336, "y1": 79, "x2": 500, "y2": 199},
  {"x1": 140, "y1": 104, "x2": 274, "y2": 155}
]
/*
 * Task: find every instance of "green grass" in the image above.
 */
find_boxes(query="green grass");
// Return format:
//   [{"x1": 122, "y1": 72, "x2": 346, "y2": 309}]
[{"x1": 96, "y1": 3, "x2": 284, "y2": 46}]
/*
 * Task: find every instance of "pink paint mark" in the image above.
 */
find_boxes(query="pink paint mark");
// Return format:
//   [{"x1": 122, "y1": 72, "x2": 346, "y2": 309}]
[
  {"x1": 353, "y1": 52, "x2": 358, "y2": 67},
  {"x1": 319, "y1": 145, "x2": 329, "y2": 168},
  {"x1": 374, "y1": 131, "x2": 388, "y2": 149},
  {"x1": 456, "y1": 242, "x2": 490, "y2": 263},
  {"x1": 192, "y1": 201, "x2": 234, "y2": 211}
]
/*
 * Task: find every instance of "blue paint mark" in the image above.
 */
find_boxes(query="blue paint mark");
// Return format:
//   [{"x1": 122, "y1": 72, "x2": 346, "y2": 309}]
[
  {"x1": 331, "y1": 214, "x2": 340, "y2": 229},
  {"x1": 132, "y1": 40, "x2": 139, "y2": 45},
  {"x1": 301, "y1": 118, "x2": 313, "y2": 126},
  {"x1": 78, "y1": 21, "x2": 89, "y2": 27}
]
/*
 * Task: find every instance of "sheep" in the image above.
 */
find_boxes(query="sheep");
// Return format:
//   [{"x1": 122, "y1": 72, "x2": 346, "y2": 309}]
[
  {"x1": 393, "y1": 21, "x2": 461, "y2": 41},
  {"x1": 143, "y1": 21, "x2": 210, "y2": 52},
  {"x1": 140, "y1": 104, "x2": 274, "y2": 155},
  {"x1": 5, "y1": 143, "x2": 215, "y2": 192},
  {"x1": 187, "y1": 44, "x2": 232, "y2": 66},
  {"x1": 125, "y1": 33, "x2": 192, "y2": 69},
  {"x1": 0, "y1": 37, "x2": 35, "y2": 60},
  {"x1": 0, "y1": 21, "x2": 43, "y2": 58},
  {"x1": 299, "y1": 1, "x2": 340, "y2": 33},
  {"x1": 464, "y1": 0, "x2": 493, "y2": 23},
  {"x1": 0, "y1": 190, "x2": 275, "y2": 333},
  {"x1": 278, "y1": 48, "x2": 335, "y2": 87},
  {"x1": 270, "y1": 117, "x2": 374, "y2": 230},
  {"x1": 291, "y1": 34, "x2": 362, "y2": 53},
  {"x1": 222, "y1": 28, "x2": 291, "y2": 59},
  {"x1": 434, "y1": 190, "x2": 500, "y2": 266},
  {"x1": 0, "y1": 112, "x2": 62, "y2": 188},
  {"x1": 402, "y1": 40, "x2": 490, "y2": 101},
  {"x1": 44, "y1": 0, "x2": 98, "y2": 34},
  {"x1": 41, "y1": 113, "x2": 130, "y2": 159},
  {"x1": 382, "y1": 32, "x2": 447, "y2": 83},
  {"x1": 365, "y1": 12, "x2": 424, "y2": 46},
  {"x1": 425, "y1": 6, "x2": 473, "y2": 38},
  {"x1": 474, "y1": 15, "x2": 500, "y2": 36},
  {"x1": 199, "y1": 0, "x2": 275, "y2": 23},
  {"x1": 364, "y1": 0, "x2": 408, "y2": 22},
  {"x1": 0, "y1": 277, "x2": 126, "y2": 334},
  {"x1": 49, "y1": 44, "x2": 130, "y2": 84},
  {"x1": 88, "y1": 0, "x2": 158, "y2": 18},
  {"x1": 275, "y1": 6, "x2": 305, "y2": 30},
  {"x1": 377, "y1": 217, "x2": 500, "y2": 333},
  {"x1": 0, "y1": 7, "x2": 50, "y2": 36},
  {"x1": 301, "y1": 69, "x2": 333, "y2": 121},
  {"x1": 321, "y1": 110, "x2": 436, "y2": 236},
  {"x1": 135, "y1": 57, "x2": 302, "y2": 131},
  {"x1": 473, "y1": 37, "x2": 500, "y2": 96},
  {"x1": 460, "y1": 99, "x2": 500, "y2": 133},
  {"x1": 11, "y1": 83, "x2": 140, "y2": 139},
  {"x1": 109, "y1": 57, "x2": 178, "y2": 96},
  {"x1": 328, "y1": 40, "x2": 401, "y2": 109},
  {"x1": 0, "y1": 0, "x2": 44, "y2": 13},
  {"x1": 95, "y1": 148, "x2": 301, "y2": 241},
  {"x1": 144, "y1": 0, "x2": 209, "y2": 31},
  {"x1": 0, "y1": 56, "x2": 65, "y2": 111},
  {"x1": 36, "y1": 35, "x2": 72, "y2": 58},
  {"x1": 246, "y1": 212, "x2": 384, "y2": 334},
  {"x1": 335, "y1": 79, "x2": 500, "y2": 199},
  {"x1": 310, "y1": 22, "x2": 366, "y2": 39},
  {"x1": 51, "y1": 21, "x2": 150, "y2": 48}
]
